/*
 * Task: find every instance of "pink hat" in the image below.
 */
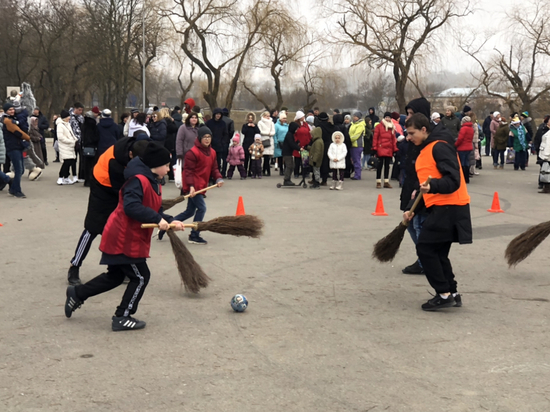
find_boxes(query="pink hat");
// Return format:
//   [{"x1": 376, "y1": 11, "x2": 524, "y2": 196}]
[{"x1": 232, "y1": 135, "x2": 240, "y2": 142}]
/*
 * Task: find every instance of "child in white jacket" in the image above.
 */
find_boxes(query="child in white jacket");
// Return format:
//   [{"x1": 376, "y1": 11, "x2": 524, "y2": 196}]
[{"x1": 328, "y1": 131, "x2": 348, "y2": 190}]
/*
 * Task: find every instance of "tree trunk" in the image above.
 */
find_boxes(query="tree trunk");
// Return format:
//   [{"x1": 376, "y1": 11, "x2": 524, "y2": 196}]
[{"x1": 394, "y1": 65, "x2": 407, "y2": 113}]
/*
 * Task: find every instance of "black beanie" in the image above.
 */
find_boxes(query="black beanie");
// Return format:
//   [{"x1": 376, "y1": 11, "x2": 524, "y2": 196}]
[
  {"x1": 384, "y1": 111, "x2": 392, "y2": 118},
  {"x1": 198, "y1": 126, "x2": 212, "y2": 141},
  {"x1": 405, "y1": 97, "x2": 431, "y2": 118},
  {"x1": 142, "y1": 142, "x2": 171, "y2": 168},
  {"x1": 60, "y1": 109, "x2": 70, "y2": 119}
]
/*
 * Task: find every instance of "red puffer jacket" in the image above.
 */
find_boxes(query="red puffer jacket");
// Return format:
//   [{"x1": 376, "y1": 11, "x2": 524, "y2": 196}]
[
  {"x1": 293, "y1": 121, "x2": 311, "y2": 157},
  {"x1": 456, "y1": 122, "x2": 474, "y2": 151},
  {"x1": 373, "y1": 123, "x2": 398, "y2": 157}
]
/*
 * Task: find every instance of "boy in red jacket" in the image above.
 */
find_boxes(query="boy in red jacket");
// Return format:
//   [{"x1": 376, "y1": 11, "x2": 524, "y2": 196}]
[
  {"x1": 64, "y1": 143, "x2": 186, "y2": 331},
  {"x1": 159, "y1": 126, "x2": 224, "y2": 244},
  {"x1": 456, "y1": 116, "x2": 474, "y2": 184}
]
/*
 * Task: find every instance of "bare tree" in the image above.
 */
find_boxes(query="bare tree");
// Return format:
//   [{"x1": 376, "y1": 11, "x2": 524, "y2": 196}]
[
  {"x1": 302, "y1": 51, "x2": 323, "y2": 112},
  {"x1": 167, "y1": 0, "x2": 283, "y2": 110},
  {"x1": 331, "y1": 0, "x2": 471, "y2": 112}
]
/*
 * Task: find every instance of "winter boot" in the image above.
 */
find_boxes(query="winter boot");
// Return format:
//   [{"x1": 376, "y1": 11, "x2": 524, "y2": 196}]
[
  {"x1": 383, "y1": 180, "x2": 392, "y2": 188},
  {"x1": 336, "y1": 181, "x2": 343, "y2": 190},
  {"x1": 376, "y1": 179, "x2": 382, "y2": 189},
  {"x1": 329, "y1": 180, "x2": 337, "y2": 190}
]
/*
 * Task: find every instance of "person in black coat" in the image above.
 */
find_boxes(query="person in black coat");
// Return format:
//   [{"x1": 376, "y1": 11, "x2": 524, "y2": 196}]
[
  {"x1": 316, "y1": 113, "x2": 335, "y2": 185},
  {"x1": 97, "y1": 110, "x2": 122, "y2": 157},
  {"x1": 147, "y1": 113, "x2": 167, "y2": 146},
  {"x1": 67, "y1": 135, "x2": 151, "y2": 285},
  {"x1": 80, "y1": 112, "x2": 100, "y2": 187},
  {"x1": 281, "y1": 122, "x2": 302, "y2": 186},
  {"x1": 241, "y1": 112, "x2": 260, "y2": 176},
  {"x1": 206, "y1": 107, "x2": 229, "y2": 178},
  {"x1": 368, "y1": 107, "x2": 379, "y2": 125},
  {"x1": 164, "y1": 113, "x2": 179, "y2": 181}
]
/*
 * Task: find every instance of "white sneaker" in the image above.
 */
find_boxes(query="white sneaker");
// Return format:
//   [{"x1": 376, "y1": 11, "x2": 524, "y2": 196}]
[
  {"x1": 29, "y1": 167, "x2": 42, "y2": 181},
  {"x1": 77, "y1": 178, "x2": 84, "y2": 183},
  {"x1": 57, "y1": 177, "x2": 64, "y2": 185},
  {"x1": 68, "y1": 177, "x2": 76, "y2": 185}
]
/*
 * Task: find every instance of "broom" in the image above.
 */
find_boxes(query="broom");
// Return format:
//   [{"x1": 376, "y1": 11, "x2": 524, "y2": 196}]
[
  {"x1": 165, "y1": 230, "x2": 211, "y2": 293},
  {"x1": 372, "y1": 177, "x2": 431, "y2": 263},
  {"x1": 505, "y1": 220, "x2": 550, "y2": 267},
  {"x1": 162, "y1": 184, "x2": 219, "y2": 211},
  {"x1": 142, "y1": 215, "x2": 264, "y2": 238}
]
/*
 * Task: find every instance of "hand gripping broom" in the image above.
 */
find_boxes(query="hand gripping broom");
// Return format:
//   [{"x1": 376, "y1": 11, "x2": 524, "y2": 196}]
[{"x1": 372, "y1": 177, "x2": 431, "y2": 262}]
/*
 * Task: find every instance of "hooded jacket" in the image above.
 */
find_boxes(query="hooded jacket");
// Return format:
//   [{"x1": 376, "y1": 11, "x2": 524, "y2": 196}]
[
  {"x1": 274, "y1": 119, "x2": 288, "y2": 158},
  {"x1": 227, "y1": 143, "x2": 245, "y2": 166},
  {"x1": 97, "y1": 117, "x2": 122, "y2": 156},
  {"x1": 81, "y1": 114, "x2": 99, "y2": 148},
  {"x1": 293, "y1": 121, "x2": 311, "y2": 157},
  {"x1": 222, "y1": 115, "x2": 235, "y2": 141},
  {"x1": 368, "y1": 108, "x2": 379, "y2": 125},
  {"x1": 176, "y1": 124, "x2": 198, "y2": 158},
  {"x1": 455, "y1": 122, "x2": 474, "y2": 151},
  {"x1": 182, "y1": 138, "x2": 223, "y2": 193},
  {"x1": 373, "y1": 121, "x2": 398, "y2": 157},
  {"x1": 282, "y1": 122, "x2": 301, "y2": 157},
  {"x1": 328, "y1": 134, "x2": 348, "y2": 169},
  {"x1": 206, "y1": 108, "x2": 229, "y2": 155},
  {"x1": 56, "y1": 117, "x2": 78, "y2": 160},
  {"x1": 183, "y1": 98, "x2": 196, "y2": 114},
  {"x1": 36, "y1": 111, "x2": 49, "y2": 136},
  {"x1": 99, "y1": 156, "x2": 172, "y2": 263},
  {"x1": 309, "y1": 128, "x2": 324, "y2": 167},
  {"x1": 258, "y1": 116, "x2": 276, "y2": 156},
  {"x1": 128, "y1": 119, "x2": 150, "y2": 138},
  {"x1": 85, "y1": 136, "x2": 138, "y2": 235},
  {"x1": 241, "y1": 112, "x2": 260, "y2": 150},
  {"x1": 441, "y1": 114, "x2": 460, "y2": 140},
  {"x1": 493, "y1": 122, "x2": 509, "y2": 151},
  {"x1": 349, "y1": 119, "x2": 366, "y2": 148},
  {"x1": 148, "y1": 119, "x2": 167, "y2": 143}
]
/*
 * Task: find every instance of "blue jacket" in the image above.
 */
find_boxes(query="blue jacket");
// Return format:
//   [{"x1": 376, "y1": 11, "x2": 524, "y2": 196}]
[
  {"x1": 274, "y1": 120, "x2": 288, "y2": 158},
  {"x1": 148, "y1": 119, "x2": 167, "y2": 144},
  {"x1": 97, "y1": 117, "x2": 122, "y2": 156},
  {"x1": 2, "y1": 115, "x2": 26, "y2": 152}
]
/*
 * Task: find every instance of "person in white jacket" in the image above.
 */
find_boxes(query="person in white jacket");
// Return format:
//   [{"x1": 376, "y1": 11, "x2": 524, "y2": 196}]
[
  {"x1": 327, "y1": 131, "x2": 348, "y2": 190},
  {"x1": 56, "y1": 110, "x2": 79, "y2": 185},
  {"x1": 258, "y1": 111, "x2": 275, "y2": 176},
  {"x1": 128, "y1": 112, "x2": 150, "y2": 138},
  {"x1": 538, "y1": 129, "x2": 550, "y2": 193}
]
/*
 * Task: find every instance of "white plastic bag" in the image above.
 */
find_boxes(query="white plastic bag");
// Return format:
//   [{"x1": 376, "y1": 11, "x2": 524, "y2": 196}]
[
  {"x1": 174, "y1": 158, "x2": 183, "y2": 189},
  {"x1": 540, "y1": 161, "x2": 550, "y2": 184}
]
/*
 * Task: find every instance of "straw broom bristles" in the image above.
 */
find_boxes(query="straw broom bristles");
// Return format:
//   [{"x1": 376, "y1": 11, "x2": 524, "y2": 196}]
[
  {"x1": 162, "y1": 184, "x2": 219, "y2": 211},
  {"x1": 505, "y1": 220, "x2": 550, "y2": 267},
  {"x1": 195, "y1": 215, "x2": 264, "y2": 238},
  {"x1": 166, "y1": 230, "x2": 211, "y2": 293}
]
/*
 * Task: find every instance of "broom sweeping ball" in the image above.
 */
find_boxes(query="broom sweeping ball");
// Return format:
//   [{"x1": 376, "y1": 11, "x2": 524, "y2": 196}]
[{"x1": 231, "y1": 294, "x2": 248, "y2": 312}]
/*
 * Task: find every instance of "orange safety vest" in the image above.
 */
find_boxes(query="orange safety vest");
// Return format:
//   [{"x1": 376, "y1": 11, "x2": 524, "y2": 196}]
[
  {"x1": 93, "y1": 145, "x2": 115, "y2": 187},
  {"x1": 416, "y1": 140, "x2": 470, "y2": 208}
]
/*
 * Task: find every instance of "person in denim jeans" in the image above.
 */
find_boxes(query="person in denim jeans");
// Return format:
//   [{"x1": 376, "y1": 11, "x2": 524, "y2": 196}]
[{"x1": 2, "y1": 102, "x2": 30, "y2": 198}]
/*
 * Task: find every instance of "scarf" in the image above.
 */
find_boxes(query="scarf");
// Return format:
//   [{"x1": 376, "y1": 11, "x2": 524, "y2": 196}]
[
  {"x1": 512, "y1": 125, "x2": 527, "y2": 150},
  {"x1": 382, "y1": 119, "x2": 394, "y2": 131}
]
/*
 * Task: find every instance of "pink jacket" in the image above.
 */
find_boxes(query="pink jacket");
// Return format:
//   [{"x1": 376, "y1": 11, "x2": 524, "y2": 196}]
[{"x1": 227, "y1": 145, "x2": 245, "y2": 166}]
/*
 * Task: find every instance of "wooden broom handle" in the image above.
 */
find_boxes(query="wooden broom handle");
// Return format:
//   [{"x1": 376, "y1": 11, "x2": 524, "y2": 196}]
[
  {"x1": 183, "y1": 184, "x2": 218, "y2": 199},
  {"x1": 406, "y1": 176, "x2": 432, "y2": 216},
  {"x1": 141, "y1": 223, "x2": 197, "y2": 229}
]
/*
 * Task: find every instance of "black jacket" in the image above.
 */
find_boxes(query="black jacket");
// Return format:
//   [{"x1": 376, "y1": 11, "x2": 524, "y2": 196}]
[
  {"x1": 164, "y1": 118, "x2": 179, "y2": 152},
  {"x1": 148, "y1": 119, "x2": 167, "y2": 144},
  {"x1": 97, "y1": 117, "x2": 122, "y2": 156},
  {"x1": 282, "y1": 122, "x2": 301, "y2": 156},
  {"x1": 368, "y1": 107, "x2": 379, "y2": 125},
  {"x1": 36, "y1": 112, "x2": 49, "y2": 136},
  {"x1": 241, "y1": 123, "x2": 260, "y2": 150},
  {"x1": 84, "y1": 136, "x2": 136, "y2": 235},
  {"x1": 482, "y1": 116, "x2": 492, "y2": 139},
  {"x1": 81, "y1": 116, "x2": 99, "y2": 148},
  {"x1": 222, "y1": 115, "x2": 235, "y2": 139},
  {"x1": 206, "y1": 115, "x2": 229, "y2": 155}
]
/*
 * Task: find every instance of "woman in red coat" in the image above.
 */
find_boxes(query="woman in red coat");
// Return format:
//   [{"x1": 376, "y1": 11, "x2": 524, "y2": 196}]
[
  {"x1": 293, "y1": 111, "x2": 312, "y2": 177},
  {"x1": 455, "y1": 116, "x2": 474, "y2": 184},
  {"x1": 372, "y1": 112, "x2": 398, "y2": 188}
]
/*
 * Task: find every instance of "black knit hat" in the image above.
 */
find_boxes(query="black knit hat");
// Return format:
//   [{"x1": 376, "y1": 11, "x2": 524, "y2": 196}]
[
  {"x1": 60, "y1": 109, "x2": 70, "y2": 119},
  {"x1": 384, "y1": 111, "x2": 392, "y2": 118},
  {"x1": 3, "y1": 102, "x2": 14, "y2": 112},
  {"x1": 198, "y1": 126, "x2": 212, "y2": 141},
  {"x1": 142, "y1": 142, "x2": 171, "y2": 168}
]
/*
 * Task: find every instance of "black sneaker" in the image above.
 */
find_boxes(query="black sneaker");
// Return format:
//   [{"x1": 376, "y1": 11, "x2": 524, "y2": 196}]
[
  {"x1": 283, "y1": 180, "x2": 295, "y2": 187},
  {"x1": 402, "y1": 261, "x2": 424, "y2": 275},
  {"x1": 454, "y1": 294, "x2": 462, "y2": 307},
  {"x1": 67, "y1": 266, "x2": 81, "y2": 285},
  {"x1": 188, "y1": 234, "x2": 208, "y2": 245},
  {"x1": 65, "y1": 286, "x2": 83, "y2": 318},
  {"x1": 112, "y1": 316, "x2": 146, "y2": 331},
  {"x1": 421, "y1": 294, "x2": 455, "y2": 311},
  {"x1": 9, "y1": 191, "x2": 26, "y2": 198}
]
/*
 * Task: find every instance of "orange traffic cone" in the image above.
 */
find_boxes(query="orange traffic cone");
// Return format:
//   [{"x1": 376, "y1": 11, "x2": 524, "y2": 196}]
[
  {"x1": 487, "y1": 192, "x2": 504, "y2": 213},
  {"x1": 372, "y1": 194, "x2": 388, "y2": 216},
  {"x1": 236, "y1": 196, "x2": 246, "y2": 216}
]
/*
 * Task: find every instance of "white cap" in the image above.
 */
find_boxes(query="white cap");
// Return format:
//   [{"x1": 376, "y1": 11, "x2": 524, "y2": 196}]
[
  {"x1": 493, "y1": 111, "x2": 500, "y2": 117},
  {"x1": 306, "y1": 115, "x2": 315, "y2": 124},
  {"x1": 294, "y1": 110, "x2": 305, "y2": 121},
  {"x1": 431, "y1": 112, "x2": 440, "y2": 121},
  {"x1": 102, "y1": 109, "x2": 112, "y2": 117}
]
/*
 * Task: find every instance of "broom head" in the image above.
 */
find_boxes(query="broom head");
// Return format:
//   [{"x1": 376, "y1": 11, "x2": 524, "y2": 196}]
[
  {"x1": 505, "y1": 220, "x2": 550, "y2": 267},
  {"x1": 166, "y1": 230, "x2": 211, "y2": 293},
  {"x1": 372, "y1": 222, "x2": 408, "y2": 262},
  {"x1": 162, "y1": 195, "x2": 186, "y2": 212},
  {"x1": 196, "y1": 215, "x2": 264, "y2": 238}
]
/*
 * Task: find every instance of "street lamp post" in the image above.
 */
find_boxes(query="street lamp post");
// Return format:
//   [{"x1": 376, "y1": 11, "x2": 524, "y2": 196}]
[{"x1": 142, "y1": 3, "x2": 146, "y2": 111}]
